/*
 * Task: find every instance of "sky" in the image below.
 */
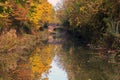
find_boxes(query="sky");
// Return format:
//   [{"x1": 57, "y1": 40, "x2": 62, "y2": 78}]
[{"x1": 48, "y1": 0, "x2": 62, "y2": 7}]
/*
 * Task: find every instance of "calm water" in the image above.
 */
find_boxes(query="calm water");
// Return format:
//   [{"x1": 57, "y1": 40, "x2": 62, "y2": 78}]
[
  {"x1": 47, "y1": 55, "x2": 68, "y2": 80},
  {"x1": 0, "y1": 29, "x2": 120, "y2": 80}
]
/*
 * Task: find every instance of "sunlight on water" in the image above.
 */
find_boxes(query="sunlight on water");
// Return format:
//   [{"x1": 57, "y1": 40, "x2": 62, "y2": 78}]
[{"x1": 48, "y1": 55, "x2": 68, "y2": 80}]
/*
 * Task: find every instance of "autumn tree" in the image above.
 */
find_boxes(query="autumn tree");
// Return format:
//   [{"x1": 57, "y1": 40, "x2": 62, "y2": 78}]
[
  {"x1": 57, "y1": 0, "x2": 120, "y2": 47},
  {"x1": 0, "y1": 0, "x2": 54, "y2": 34},
  {"x1": 29, "y1": 0, "x2": 54, "y2": 30},
  {"x1": 0, "y1": 0, "x2": 12, "y2": 33}
]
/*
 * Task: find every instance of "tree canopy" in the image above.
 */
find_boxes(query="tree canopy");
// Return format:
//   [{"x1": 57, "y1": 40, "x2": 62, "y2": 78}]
[{"x1": 0, "y1": 0, "x2": 54, "y2": 34}]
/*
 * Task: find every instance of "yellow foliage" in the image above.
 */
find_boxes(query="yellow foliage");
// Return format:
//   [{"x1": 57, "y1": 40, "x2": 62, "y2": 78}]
[
  {"x1": 0, "y1": 14, "x2": 8, "y2": 18},
  {"x1": 29, "y1": 45, "x2": 55, "y2": 79},
  {"x1": 0, "y1": 0, "x2": 54, "y2": 31},
  {"x1": 29, "y1": 48, "x2": 46, "y2": 78},
  {"x1": 40, "y1": 45, "x2": 55, "y2": 65},
  {"x1": 66, "y1": 0, "x2": 103, "y2": 27},
  {"x1": 29, "y1": 1, "x2": 54, "y2": 30},
  {"x1": 79, "y1": 6, "x2": 85, "y2": 12}
]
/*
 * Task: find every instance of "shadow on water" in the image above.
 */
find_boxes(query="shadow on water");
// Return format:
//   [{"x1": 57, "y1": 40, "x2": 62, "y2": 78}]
[
  {"x1": 57, "y1": 46, "x2": 120, "y2": 80},
  {"x1": 58, "y1": 28, "x2": 120, "y2": 80},
  {"x1": 0, "y1": 26, "x2": 120, "y2": 80},
  {"x1": 47, "y1": 26, "x2": 120, "y2": 80}
]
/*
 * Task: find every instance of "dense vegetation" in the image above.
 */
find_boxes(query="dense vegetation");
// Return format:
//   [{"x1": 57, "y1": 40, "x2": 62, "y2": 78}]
[
  {"x1": 0, "y1": 0, "x2": 54, "y2": 34},
  {"x1": 0, "y1": 0, "x2": 120, "y2": 80},
  {"x1": 0, "y1": 1, "x2": 55, "y2": 79},
  {"x1": 57, "y1": 0, "x2": 120, "y2": 49}
]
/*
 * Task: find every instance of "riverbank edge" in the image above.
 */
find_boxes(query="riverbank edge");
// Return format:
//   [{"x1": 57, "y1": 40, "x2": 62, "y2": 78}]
[{"x1": 0, "y1": 29, "x2": 49, "y2": 55}]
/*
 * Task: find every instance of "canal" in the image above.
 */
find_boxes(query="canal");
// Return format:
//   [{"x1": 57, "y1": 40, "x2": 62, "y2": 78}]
[{"x1": 0, "y1": 27, "x2": 120, "y2": 80}]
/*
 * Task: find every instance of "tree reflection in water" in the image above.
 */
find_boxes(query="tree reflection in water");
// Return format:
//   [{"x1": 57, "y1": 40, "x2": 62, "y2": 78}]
[
  {"x1": 29, "y1": 45, "x2": 55, "y2": 80},
  {"x1": 0, "y1": 30, "x2": 120, "y2": 80},
  {"x1": 57, "y1": 40, "x2": 120, "y2": 80},
  {"x1": 0, "y1": 44, "x2": 56, "y2": 80}
]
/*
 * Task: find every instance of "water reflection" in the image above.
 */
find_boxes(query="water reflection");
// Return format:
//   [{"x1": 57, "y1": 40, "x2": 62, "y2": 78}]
[
  {"x1": 48, "y1": 55, "x2": 68, "y2": 80},
  {"x1": 29, "y1": 47, "x2": 51, "y2": 80},
  {"x1": 58, "y1": 35, "x2": 120, "y2": 80},
  {"x1": 0, "y1": 44, "x2": 58, "y2": 80},
  {"x1": 0, "y1": 27, "x2": 120, "y2": 80}
]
